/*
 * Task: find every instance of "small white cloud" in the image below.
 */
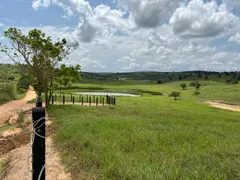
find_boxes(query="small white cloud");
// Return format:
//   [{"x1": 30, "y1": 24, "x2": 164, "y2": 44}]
[
  {"x1": 229, "y1": 32, "x2": 240, "y2": 44},
  {"x1": 0, "y1": 23, "x2": 4, "y2": 28},
  {"x1": 32, "y1": 0, "x2": 51, "y2": 10}
]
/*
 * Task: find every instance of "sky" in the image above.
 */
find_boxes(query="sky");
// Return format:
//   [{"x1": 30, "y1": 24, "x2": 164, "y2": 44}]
[{"x1": 0, "y1": 0, "x2": 240, "y2": 72}]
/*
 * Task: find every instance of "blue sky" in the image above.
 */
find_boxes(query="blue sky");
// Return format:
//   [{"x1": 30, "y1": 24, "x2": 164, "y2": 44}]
[{"x1": 0, "y1": 0, "x2": 240, "y2": 72}]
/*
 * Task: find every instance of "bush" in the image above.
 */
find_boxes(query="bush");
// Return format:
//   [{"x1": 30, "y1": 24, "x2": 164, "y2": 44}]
[
  {"x1": 18, "y1": 75, "x2": 33, "y2": 90},
  {"x1": 0, "y1": 84, "x2": 18, "y2": 104}
]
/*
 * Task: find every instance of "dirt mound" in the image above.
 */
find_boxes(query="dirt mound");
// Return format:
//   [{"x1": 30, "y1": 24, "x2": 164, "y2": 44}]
[
  {"x1": 0, "y1": 125, "x2": 55, "y2": 156},
  {"x1": 0, "y1": 132, "x2": 30, "y2": 155}
]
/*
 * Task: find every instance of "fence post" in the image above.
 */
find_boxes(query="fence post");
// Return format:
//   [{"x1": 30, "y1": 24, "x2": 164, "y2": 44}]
[
  {"x1": 52, "y1": 95, "x2": 54, "y2": 105},
  {"x1": 114, "y1": 98, "x2": 116, "y2": 105},
  {"x1": 96, "y1": 97, "x2": 98, "y2": 106},
  {"x1": 63, "y1": 95, "x2": 65, "y2": 105},
  {"x1": 32, "y1": 102, "x2": 45, "y2": 180},
  {"x1": 81, "y1": 97, "x2": 84, "y2": 106},
  {"x1": 89, "y1": 97, "x2": 91, "y2": 106},
  {"x1": 73, "y1": 96, "x2": 75, "y2": 104},
  {"x1": 106, "y1": 95, "x2": 109, "y2": 104}
]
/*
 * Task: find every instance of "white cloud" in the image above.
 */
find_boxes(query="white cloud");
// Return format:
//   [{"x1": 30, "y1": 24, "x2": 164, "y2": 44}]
[
  {"x1": 170, "y1": 0, "x2": 239, "y2": 39},
  {"x1": 229, "y1": 33, "x2": 240, "y2": 44},
  {"x1": 0, "y1": 23, "x2": 4, "y2": 28},
  {"x1": 117, "y1": 0, "x2": 183, "y2": 28},
  {"x1": 32, "y1": 0, "x2": 51, "y2": 10}
]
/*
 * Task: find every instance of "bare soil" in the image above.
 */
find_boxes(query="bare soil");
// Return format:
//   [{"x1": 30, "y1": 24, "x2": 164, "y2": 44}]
[
  {"x1": 0, "y1": 86, "x2": 37, "y2": 127},
  {"x1": 2, "y1": 137, "x2": 70, "y2": 180},
  {"x1": 205, "y1": 101, "x2": 240, "y2": 112},
  {"x1": 0, "y1": 87, "x2": 70, "y2": 180}
]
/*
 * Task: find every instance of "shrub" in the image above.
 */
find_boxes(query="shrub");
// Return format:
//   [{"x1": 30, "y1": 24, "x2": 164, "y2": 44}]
[
  {"x1": 180, "y1": 83, "x2": 187, "y2": 90},
  {"x1": 193, "y1": 91, "x2": 200, "y2": 96},
  {"x1": 169, "y1": 91, "x2": 181, "y2": 100},
  {"x1": 0, "y1": 84, "x2": 18, "y2": 104}
]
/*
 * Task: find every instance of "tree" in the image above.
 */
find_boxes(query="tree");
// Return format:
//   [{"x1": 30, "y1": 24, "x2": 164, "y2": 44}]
[
  {"x1": 195, "y1": 83, "x2": 201, "y2": 91},
  {"x1": 0, "y1": 28, "x2": 80, "y2": 108},
  {"x1": 193, "y1": 91, "x2": 200, "y2": 96},
  {"x1": 180, "y1": 83, "x2": 187, "y2": 90},
  {"x1": 169, "y1": 91, "x2": 181, "y2": 100},
  {"x1": 56, "y1": 64, "x2": 81, "y2": 96}
]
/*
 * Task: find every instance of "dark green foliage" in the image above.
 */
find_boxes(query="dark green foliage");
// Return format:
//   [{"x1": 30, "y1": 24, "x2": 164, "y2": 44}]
[
  {"x1": 180, "y1": 83, "x2": 187, "y2": 90},
  {"x1": 169, "y1": 91, "x2": 181, "y2": 100},
  {"x1": 17, "y1": 75, "x2": 33, "y2": 90},
  {"x1": 193, "y1": 91, "x2": 200, "y2": 96}
]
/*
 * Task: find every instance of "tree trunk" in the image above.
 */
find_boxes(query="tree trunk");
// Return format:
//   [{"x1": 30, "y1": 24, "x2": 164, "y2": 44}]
[
  {"x1": 45, "y1": 88, "x2": 49, "y2": 108},
  {"x1": 60, "y1": 84, "x2": 62, "y2": 97}
]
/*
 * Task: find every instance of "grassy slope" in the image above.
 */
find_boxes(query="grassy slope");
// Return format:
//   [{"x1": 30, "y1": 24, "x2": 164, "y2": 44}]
[{"x1": 49, "y1": 81, "x2": 240, "y2": 179}]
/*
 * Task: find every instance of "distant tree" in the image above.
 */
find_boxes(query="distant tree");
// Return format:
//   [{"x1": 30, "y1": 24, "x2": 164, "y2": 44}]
[
  {"x1": 169, "y1": 91, "x2": 181, "y2": 100},
  {"x1": 190, "y1": 81, "x2": 196, "y2": 87},
  {"x1": 218, "y1": 74, "x2": 222, "y2": 78},
  {"x1": 193, "y1": 91, "x2": 200, "y2": 96},
  {"x1": 195, "y1": 83, "x2": 201, "y2": 91},
  {"x1": 180, "y1": 83, "x2": 187, "y2": 90},
  {"x1": 205, "y1": 76, "x2": 209, "y2": 80},
  {"x1": 225, "y1": 79, "x2": 232, "y2": 83},
  {"x1": 197, "y1": 73, "x2": 202, "y2": 78},
  {"x1": 157, "y1": 80, "x2": 162, "y2": 84}
]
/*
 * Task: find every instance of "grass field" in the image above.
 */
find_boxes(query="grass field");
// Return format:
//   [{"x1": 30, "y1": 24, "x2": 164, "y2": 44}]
[{"x1": 48, "y1": 80, "x2": 240, "y2": 179}]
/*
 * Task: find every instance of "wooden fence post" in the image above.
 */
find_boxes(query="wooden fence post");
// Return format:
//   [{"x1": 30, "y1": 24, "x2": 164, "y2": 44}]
[
  {"x1": 89, "y1": 97, "x2": 91, "y2": 106},
  {"x1": 32, "y1": 103, "x2": 45, "y2": 180},
  {"x1": 73, "y1": 96, "x2": 75, "y2": 104},
  {"x1": 114, "y1": 98, "x2": 116, "y2": 105},
  {"x1": 106, "y1": 95, "x2": 109, "y2": 104},
  {"x1": 82, "y1": 97, "x2": 84, "y2": 106},
  {"x1": 63, "y1": 95, "x2": 65, "y2": 105},
  {"x1": 96, "y1": 97, "x2": 98, "y2": 106},
  {"x1": 52, "y1": 95, "x2": 54, "y2": 105}
]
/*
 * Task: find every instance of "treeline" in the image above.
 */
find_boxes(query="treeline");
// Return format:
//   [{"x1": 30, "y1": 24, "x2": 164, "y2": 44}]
[{"x1": 82, "y1": 71, "x2": 240, "y2": 84}]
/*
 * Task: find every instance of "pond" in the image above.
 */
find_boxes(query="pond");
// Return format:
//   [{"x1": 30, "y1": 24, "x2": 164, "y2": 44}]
[{"x1": 72, "y1": 92, "x2": 141, "y2": 97}]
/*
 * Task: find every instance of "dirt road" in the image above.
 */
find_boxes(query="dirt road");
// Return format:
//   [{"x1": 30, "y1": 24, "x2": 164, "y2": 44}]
[
  {"x1": 205, "y1": 101, "x2": 240, "y2": 112},
  {"x1": 0, "y1": 86, "x2": 37, "y2": 127}
]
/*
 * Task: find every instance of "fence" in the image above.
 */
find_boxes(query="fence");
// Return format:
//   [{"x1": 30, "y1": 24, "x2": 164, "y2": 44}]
[{"x1": 50, "y1": 94, "x2": 116, "y2": 106}]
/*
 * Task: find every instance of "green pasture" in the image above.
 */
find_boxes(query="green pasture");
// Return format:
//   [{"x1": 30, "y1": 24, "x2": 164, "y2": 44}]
[{"x1": 49, "y1": 80, "x2": 240, "y2": 179}]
